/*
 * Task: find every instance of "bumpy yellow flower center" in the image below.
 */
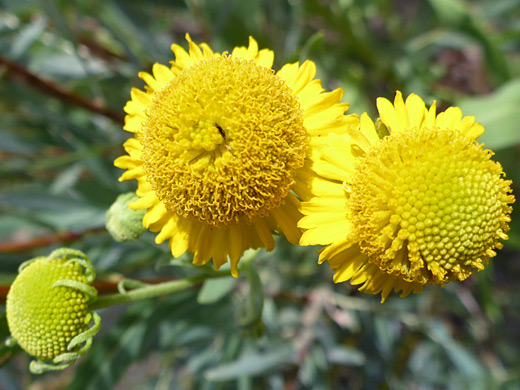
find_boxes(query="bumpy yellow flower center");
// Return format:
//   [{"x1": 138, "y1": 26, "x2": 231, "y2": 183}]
[
  {"x1": 6, "y1": 258, "x2": 90, "y2": 360},
  {"x1": 139, "y1": 55, "x2": 307, "y2": 227},
  {"x1": 348, "y1": 127, "x2": 514, "y2": 285}
]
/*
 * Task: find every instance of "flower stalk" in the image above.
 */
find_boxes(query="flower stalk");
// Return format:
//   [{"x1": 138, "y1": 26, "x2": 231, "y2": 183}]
[{"x1": 89, "y1": 249, "x2": 260, "y2": 311}]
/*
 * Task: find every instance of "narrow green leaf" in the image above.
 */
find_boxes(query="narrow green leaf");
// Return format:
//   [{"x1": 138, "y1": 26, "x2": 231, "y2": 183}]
[
  {"x1": 457, "y1": 78, "x2": 520, "y2": 150},
  {"x1": 197, "y1": 277, "x2": 237, "y2": 304},
  {"x1": 204, "y1": 346, "x2": 295, "y2": 381}
]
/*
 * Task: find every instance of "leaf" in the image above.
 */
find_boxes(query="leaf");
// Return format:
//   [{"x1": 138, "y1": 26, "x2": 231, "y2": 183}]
[
  {"x1": 9, "y1": 16, "x2": 47, "y2": 59},
  {"x1": 30, "y1": 53, "x2": 108, "y2": 78},
  {"x1": 457, "y1": 78, "x2": 520, "y2": 150},
  {"x1": 197, "y1": 277, "x2": 237, "y2": 304},
  {"x1": 426, "y1": 321, "x2": 486, "y2": 379},
  {"x1": 0, "y1": 191, "x2": 106, "y2": 231},
  {"x1": 0, "y1": 130, "x2": 39, "y2": 154},
  {"x1": 236, "y1": 265, "x2": 264, "y2": 329},
  {"x1": 325, "y1": 346, "x2": 365, "y2": 366}
]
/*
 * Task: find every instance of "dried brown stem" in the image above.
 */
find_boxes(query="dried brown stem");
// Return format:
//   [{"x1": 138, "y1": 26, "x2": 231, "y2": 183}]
[
  {"x1": 0, "y1": 56, "x2": 124, "y2": 124},
  {"x1": 0, "y1": 226, "x2": 106, "y2": 253}
]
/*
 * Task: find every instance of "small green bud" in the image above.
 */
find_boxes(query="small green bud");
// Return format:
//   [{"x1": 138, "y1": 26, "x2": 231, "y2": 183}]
[
  {"x1": 106, "y1": 193, "x2": 147, "y2": 242},
  {"x1": 6, "y1": 248, "x2": 100, "y2": 373}
]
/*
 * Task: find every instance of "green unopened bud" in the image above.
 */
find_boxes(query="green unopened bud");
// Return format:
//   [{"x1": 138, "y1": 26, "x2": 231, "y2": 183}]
[
  {"x1": 106, "y1": 193, "x2": 146, "y2": 242},
  {"x1": 6, "y1": 248, "x2": 100, "y2": 373}
]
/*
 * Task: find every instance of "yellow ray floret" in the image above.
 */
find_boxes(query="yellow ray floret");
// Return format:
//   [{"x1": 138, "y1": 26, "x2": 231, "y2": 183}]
[
  {"x1": 115, "y1": 34, "x2": 356, "y2": 276},
  {"x1": 299, "y1": 91, "x2": 514, "y2": 302}
]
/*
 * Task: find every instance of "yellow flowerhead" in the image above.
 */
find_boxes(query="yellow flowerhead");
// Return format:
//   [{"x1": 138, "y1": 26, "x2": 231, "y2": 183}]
[
  {"x1": 115, "y1": 34, "x2": 356, "y2": 276},
  {"x1": 299, "y1": 91, "x2": 514, "y2": 302}
]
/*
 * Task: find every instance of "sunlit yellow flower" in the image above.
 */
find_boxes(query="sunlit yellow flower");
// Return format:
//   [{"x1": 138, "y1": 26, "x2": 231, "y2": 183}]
[
  {"x1": 115, "y1": 34, "x2": 356, "y2": 276},
  {"x1": 299, "y1": 91, "x2": 514, "y2": 302}
]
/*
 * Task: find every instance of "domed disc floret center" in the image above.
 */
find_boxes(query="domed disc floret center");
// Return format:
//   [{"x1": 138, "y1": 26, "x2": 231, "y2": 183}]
[{"x1": 348, "y1": 128, "x2": 513, "y2": 285}]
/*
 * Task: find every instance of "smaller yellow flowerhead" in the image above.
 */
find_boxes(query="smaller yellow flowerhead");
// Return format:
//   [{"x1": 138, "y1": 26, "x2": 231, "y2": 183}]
[
  {"x1": 351, "y1": 123, "x2": 512, "y2": 285},
  {"x1": 6, "y1": 249, "x2": 100, "y2": 372},
  {"x1": 300, "y1": 91, "x2": 515, "y2": 301}
]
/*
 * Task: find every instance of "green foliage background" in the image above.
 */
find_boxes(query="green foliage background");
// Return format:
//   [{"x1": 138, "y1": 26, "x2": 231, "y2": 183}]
[{"x1": 0, "y1": 0, "x2": 519, "y2": 389}]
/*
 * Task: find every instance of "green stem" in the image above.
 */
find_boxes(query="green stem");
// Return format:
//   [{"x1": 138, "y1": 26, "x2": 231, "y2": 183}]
[
  {"x1": 89, "y1": 249, "x2": 260, "y2": 310},
  {"x1": 89, "y1": 272, "x2": 217, "y2": 310}
]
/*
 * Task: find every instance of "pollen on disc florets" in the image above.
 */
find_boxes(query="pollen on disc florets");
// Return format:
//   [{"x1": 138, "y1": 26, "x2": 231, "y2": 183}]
[
  {"x1": 139, "y1": 55, "x2": 307, "y2": 227},
  {"x1": 348, "y1": 127, "x2": 514, "y2": 285},
  {"x1": 6, "y1": 257, "x2": 91, "y2": 361}
]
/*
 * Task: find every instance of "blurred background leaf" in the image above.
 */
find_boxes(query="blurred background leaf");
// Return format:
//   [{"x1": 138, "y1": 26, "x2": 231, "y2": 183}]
[{"x1": 0, "y1": 0, "x2": 519, "y2": 389}]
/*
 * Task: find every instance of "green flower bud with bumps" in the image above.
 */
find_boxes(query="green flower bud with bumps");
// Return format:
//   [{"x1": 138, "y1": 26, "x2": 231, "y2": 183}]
[
  {"x1": 6, "y1": 248, "x2": 101, "y2": 373},
  {"x1": 106, "y1": 192, "x2": 147, "y2": 242}
]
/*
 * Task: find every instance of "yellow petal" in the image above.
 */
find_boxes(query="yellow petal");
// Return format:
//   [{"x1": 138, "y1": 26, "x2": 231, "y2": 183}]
[
  {"x1": 228, "y1": 225, "x2": 244, "y2": 277},
  {"x1": 211, "y1": 228, "x2": 229, "y2": 270},
  {"x1": 118, "y1": 166, "x2": 144, "y2": 181},
  {"x1": 168, "y1": 217, "x2": 192, "y2": 256},
  {"x1": 155, "y1": 216, "x2": 176, "y2": 244},
  {"x1": 138, "y1": 70, "x2": 161, "y2": 91},
  {"x1": 463, "y1": 122, "x2": 484, "y2": 140},
  {"x1": 271, "y1": 193, "x2": 302, "y2": 244},
  {"x1": 152, "y1": 63, "x2": 175, "y2": 86},
  {"x1": 302, "y1": 88, "x2": 344, "y2": 118},
  {"x1": 436, "y1": 106, "x2": 462, "y2": 130},
  {"x1": 299, "y1": 196, "x2": 345, "y2": 216},
  {"x1": 199, "y1": 43, "x2": 215, "y2": 58},
  {"x1": 114, "y1": 155, "x2": 140, "y2": 170},
  {"x1": 377, "y1": 95, "x2": 400, "y2": 133},
  {"x1": 186, "y1": 33, "x2": 205, "y2": 62},
  {"x1": 142, "y1": 201, "x2": 168, "y2": 227},
  {"x1": 193, "y1": 224, "x2": 212, "y2": 266},
  {"x1": 130, "y1": 191, "x2": 157, "y2": 210},
  {"x1": 255, "y1": 49, "x2": 274, "y2": 68},
  {"x1": 246, "y1": 36, "x2": 259, "y2": 58},
  {"x1": 123, "y1": 115, "x2": 143, "y2": 133},
  {"x1": 308, "y1": 176, "x2": 345, "y2": 198},
  {"x1": 122, "y1": 138, "x2": 142, "y2": 157},
  {"x1": 327, "y1": 246, "x2": 368, "y2": 283},
  {"x1": 306, "y1": 115, "x2": 358, "y2": 141},
  {"x1": 405, "y1": 93, "x2": 426, "y2": 130},
  {"x1": 254, "y1": 218, "x2": 276, "y2": 251},
  {"x1": 392, "y1": 90, "x2": 408, "y2": 131},
  {"x1": 296, "y1": 79, "x2": 324, "y2": 106},
  {"x1": 358, "y1": 112, "x2": 379, "y2": 146},
  {"x1": 289, "y1": 60, "x2": 317, "y2": 95},
  {"x1": 171, "y1": 42, "x2": 194, "y2": 70},
  {"x1": 276, "y1": 62, "x2": 299, "y2": 84},
  {"x1": 299, "y1": 218, "x2": 348, "y2": 246},
  {"x1": 424, "y1": 100, "x2": 437, "y2": 129}
]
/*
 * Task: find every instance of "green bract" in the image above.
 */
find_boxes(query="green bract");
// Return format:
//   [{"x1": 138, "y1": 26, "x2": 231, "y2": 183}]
[
  {"x1": 106, "y1": 192, "x2": 147, "y2": 242},
  {"x1": 6, "y1": 248, "x2": 101, "y2": 373}
]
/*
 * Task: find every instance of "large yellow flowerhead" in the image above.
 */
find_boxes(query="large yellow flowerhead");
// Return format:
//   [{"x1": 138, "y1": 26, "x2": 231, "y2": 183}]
[
  {"x1": 299, "y1": 91, "x2": 514, "y2": 302},
  {"x1": 115, "y1": 34, "x2": 356, "y2": 276}
]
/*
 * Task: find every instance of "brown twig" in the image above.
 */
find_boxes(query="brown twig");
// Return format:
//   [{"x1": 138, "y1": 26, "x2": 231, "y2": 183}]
[
  {"x1": 0, "y1": 56, "x2": 124, "y2": 124},
  {"x1": 0, "y1": 226, "x2": 106, "y2": 253},
  {"x1": 78, "y1": 36, "x2": 129, "y2": 63}
]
